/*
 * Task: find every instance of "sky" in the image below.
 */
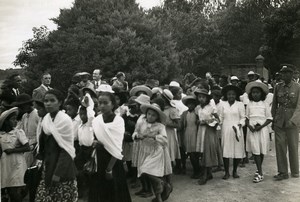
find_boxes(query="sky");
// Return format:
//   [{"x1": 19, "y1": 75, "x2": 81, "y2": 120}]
[{"x1": 0, "y1": 0, "x2": 162, "y2": 69}]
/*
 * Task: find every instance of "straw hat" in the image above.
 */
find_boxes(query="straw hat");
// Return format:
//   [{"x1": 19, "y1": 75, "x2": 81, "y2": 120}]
[
  {"x1": 221, "y1": 85, "x2": 242, "y2": 97},
  {"x1": 0, "y1": 107, "x2": 19, "y2": 129},
  {"x1": 245, "y1": 80, "x2": 269, "y2": 94},
  {"x1": 12, "y1": 94, "x2": 33, "y2": 106},
  {"x1": 162, "y1": 89, "x2": 174, "y2": 101},
  {"x1": 152, "y1": 87, "x2": 163, "y2": 95},
  {"x1": 127, "y1": 96, "x2": 138, "y2": 106},
  {"x1": 248, "y1": 71, "x2": 255, "y2": 75},
  {"x1": 96, "y1": 84, "x2": 114, "y2": 93},
  {"x1": 194, "y1": 88, "x2": 211, "y2": 99},
  {"x1": 82, "y1": 87, "x2": 97, "y2": 98},
  {"x1": 134, "y1": 94, "x2": 150, "y2": 105},
  {"x1": 129, "y1": 85, "x2": 152, "y2": 97},
  {"x1": 140, "y1": 103, "x2": 167, "y2": 123},
  {"x1": 182, "y1": 95, "x2": 197, "y2": 106}
]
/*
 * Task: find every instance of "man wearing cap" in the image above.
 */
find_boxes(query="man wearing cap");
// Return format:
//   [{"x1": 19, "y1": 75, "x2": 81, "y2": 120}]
[
  {"x1": 230, "y1": 76, "x2": 239, "y2": 87},
  {"x1": 32, "y1": 73, "x2": 52, "y2": 101},
  {"x1": 247, "y1": 71, "x2": 257, "y2": 82},
  {"x1": 272, "y1": 65, "x2": 300, "y2": 180}
]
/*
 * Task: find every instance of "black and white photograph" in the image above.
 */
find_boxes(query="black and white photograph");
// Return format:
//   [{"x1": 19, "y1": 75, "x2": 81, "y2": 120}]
[{"x1": 1, "y1": 0, "x2": 300, "y2": 201}]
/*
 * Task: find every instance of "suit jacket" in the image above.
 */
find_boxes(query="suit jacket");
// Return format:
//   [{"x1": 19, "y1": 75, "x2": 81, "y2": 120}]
[
  {"x1": 0, "y1": 88, "x2": 18, "y2": 105},
  {"x1": 32, "y1": 85, "x2": 49, "y2": 101}
]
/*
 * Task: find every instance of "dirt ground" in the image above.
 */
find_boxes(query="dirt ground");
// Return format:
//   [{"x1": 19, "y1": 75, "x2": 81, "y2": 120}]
[{"x1": 129, "y1": 135, "x2": 300, "y2": 202}]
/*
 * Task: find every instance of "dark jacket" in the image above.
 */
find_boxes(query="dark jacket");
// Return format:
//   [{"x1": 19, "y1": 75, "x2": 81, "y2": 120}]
[{"x1": 38, "y1": 131, "x2": 77, "y2": 187}]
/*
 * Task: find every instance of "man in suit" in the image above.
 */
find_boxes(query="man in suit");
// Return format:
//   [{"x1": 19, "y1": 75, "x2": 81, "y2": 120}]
[
  {"x1": 0, "y1": 73, "x2": 22, "y2": 105},
  {"x1": 32, "y1": 73, "x2": 52, "y2": 101},
  {"x1": 272, "y1": 66, "x2": 300, "y2": 180},
  {"x1": 92, "y1": 69, "x2": 103, "y2": 90}
]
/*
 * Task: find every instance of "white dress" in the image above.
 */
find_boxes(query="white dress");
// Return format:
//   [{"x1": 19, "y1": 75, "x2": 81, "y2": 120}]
[
  {"x1": 220, "y1": 101, "x2": 246, "y2": 158},
  {"x1": 0, "y1": 129, "x2": 28, "y2": 188},
  {"x1": 246, "y1": 101, "x2": 272, "y2": 155}
]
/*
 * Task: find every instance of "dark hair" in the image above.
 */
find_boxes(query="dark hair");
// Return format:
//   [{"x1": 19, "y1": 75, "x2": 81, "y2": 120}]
[
  {"x1": 41, "y1": 72, "x2": 51, "y2": 79},
  {"x1": 45, "y1": 89, "x2": 65, "y2": 109},
  {"x1": 185, "y1": 99, "x2": 198, "y2": 106},
  {"x1": 116, "y1": 72, "x2": 125, "y2": 78},
  {"x1": 151, "y1": 97, "x2": 165, "y2": 111},
  {"x1": 98, "y1": 92, "x2": 118, "y2": 111},
  {"x1": 248, "y1": 87, "x2": 267, "y2": 101},
  {"x1": 222, "y1": 90, "x2": 241, "y2": 101},
  {"x1": 114, "y1": 92, "x2": 129, "y2": 106},
  {"x1": 169, "y1": 86, "x2": 181, "y2": 97}
]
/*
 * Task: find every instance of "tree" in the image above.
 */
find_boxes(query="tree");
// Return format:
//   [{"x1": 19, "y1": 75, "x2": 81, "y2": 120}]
[{"x1": 15, "y1": 0, "x2": 180, "y2": 92}]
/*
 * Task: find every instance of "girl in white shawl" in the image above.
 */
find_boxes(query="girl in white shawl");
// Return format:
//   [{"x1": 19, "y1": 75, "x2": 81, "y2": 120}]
[{"x1": 90, "y1": 92, "x2": 131, "y2": 202}]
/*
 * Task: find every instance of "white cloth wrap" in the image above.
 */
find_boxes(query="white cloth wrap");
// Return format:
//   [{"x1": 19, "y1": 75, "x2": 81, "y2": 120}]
[
  {"x1": 42, "y1": 111, "x2": 75, "y2": 159},
  {"x1": 92, "y1": 115, "x2": 125, "y2": 160}
]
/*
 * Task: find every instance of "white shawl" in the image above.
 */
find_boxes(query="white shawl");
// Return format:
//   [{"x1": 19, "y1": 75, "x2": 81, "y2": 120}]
[
  {"x1": 42, "y1": 111, "x2": 76, "y2": 159},
  {"x1": 92, "y1": 115, "x2": 125, "y2": 160}
]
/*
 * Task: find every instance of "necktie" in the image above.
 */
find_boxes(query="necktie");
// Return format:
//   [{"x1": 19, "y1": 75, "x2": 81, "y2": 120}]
[{"x1": 16, "y1": 89, "x2": 19, "y2": 96}]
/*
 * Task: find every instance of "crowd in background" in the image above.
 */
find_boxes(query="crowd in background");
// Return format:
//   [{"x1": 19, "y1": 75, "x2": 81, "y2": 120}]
[{"x1": 0, "y1": 66, "x2": 300, "y2": 202}]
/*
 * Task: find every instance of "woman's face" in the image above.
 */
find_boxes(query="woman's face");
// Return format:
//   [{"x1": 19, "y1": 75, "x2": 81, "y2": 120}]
[
  {"x1": 227, "y1": 90, "x2": 237, "y2": 102},
  {"x1": 146, "y1": 109, "x2": 159, "y2": 123},
  {"x1": 65, "y1": 105, "x2": 78, "y2": 119},
  {"x1": 44, "y1": 93, "x2": 61, "y2": 114},
  {"x1": 98, "y1": 95, "x2": 114, "y2": 114},
  {"x1": 36, "y1": 104, "x2": 47, "y2": 118}
]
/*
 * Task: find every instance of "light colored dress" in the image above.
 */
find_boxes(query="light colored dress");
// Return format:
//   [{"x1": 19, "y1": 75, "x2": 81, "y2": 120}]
[
  {"x1": 181, "y1": 111, "x2": 198, "y2": 152},
  {"x1": 246, "y1": 101, "x2": 272, "y2": 155},
  {"x1": 164, "y1": 106, "x2": 181, "y2": 162},
  {"x1": 220, "y1": 101, "x2": 246, "y2": 159},
  {"x1": 0, "y1": 129, "x2": 28, "y2": 188},
  {"x1": 135, "y1": 118, "x2": 172, "y2": 177}
]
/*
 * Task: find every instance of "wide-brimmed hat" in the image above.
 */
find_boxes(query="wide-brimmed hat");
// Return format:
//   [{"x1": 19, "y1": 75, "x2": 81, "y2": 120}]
[
  {"x1": 280, "y1": 66, "x2": 294, "y2": 73},
  {"x1": 140, "y1": 103, "x2": 167, "y2": 123},
  {"x1": 162, "y1": 89, "x2": 174, "y2": 101},
  {"x1": 248, "y1": 71, "x2": 255, "y2": 75},
  {"x1": 78, "y1": 72, "x2": 91, "y2": 76},
  {"x1": 245, "y1": 80, "x2": 269, "y2": 94},
  {"x1": 221, "y1": 85, "x2": 242, "y2": 97},
  {"x1": 82, "y1": 87, "x2": 97, "y2": 98},
  {"x1": 152, "y1": 87, "x2": 163, "y2": 95},
  {"x1": 0, "y1": 107, "x2": 19, "y2": 129},
  {"x1": 189, "y1": 77, "x2": 202, "y2": 87},
  {"x1": 194, "y1": 88, "x2": 211, "y2": 99},
  {"x1": 182, "y1": 95, "x2": 197, "y2": 106},
  {"x1": 12, "y1": 94, "x2": 33, "y2": 106},
  {"x1": 145, "y1": 79, "x2": 159, "y2": 89},
  {"x1": 134, "y1": 94, "x2": 150, "y2": 105},
  {"x1": 127, "y1": 96, "x2": 138, "y2": 106},
  {"x1": 129, "y1": 85, "x2": 152, "y2": 97},
  {"x1": 96, "y1": 84, "x2": 114, "y2": 93}
]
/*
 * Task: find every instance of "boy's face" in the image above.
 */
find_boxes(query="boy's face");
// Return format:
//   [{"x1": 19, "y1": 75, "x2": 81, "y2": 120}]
[
  {"x1": 65, "y1": 105, "x2": 78, "y2": 119},
  {"x1": 79, "y1": 109, "x2": 88, "y2": 123},
  {"x1": 186, "y1": 101, "x2": 196, "y2": 111},
  {"x1": 146, "y1": 109, "x2": 159, "y2": 123}
]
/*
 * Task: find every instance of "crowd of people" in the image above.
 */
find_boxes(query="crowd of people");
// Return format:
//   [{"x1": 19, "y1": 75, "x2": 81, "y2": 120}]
[{"x1": 0, "y1": 66, "x2": 299, "y2": 202}]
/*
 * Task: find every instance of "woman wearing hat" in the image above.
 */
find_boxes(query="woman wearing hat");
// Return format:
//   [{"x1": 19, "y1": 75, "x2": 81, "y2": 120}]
[
  {"x1": 35, "y1": 89, "x2": 78, "y2": 202},
  {"x1": 135, "y1": 99, "x2": 172, "y2": 202},
  {"x1": 245, "y1": 81, "x2": 272, "y2": 183},
  {"x1": 0, "y1": 107, "x2": 31, "y2": 202},
  {"x1": 130, "y1": 85, "x2": 153, "y2": 97},
  {"x1": 112, "y1": 72, "x2": 128, "y2": 93},
  {"x1": 161, "y1": 89, "x2": 182, "y2": 174},
  {"x1": 220, "y1": 85, "x2": 246, "y2": 180}
]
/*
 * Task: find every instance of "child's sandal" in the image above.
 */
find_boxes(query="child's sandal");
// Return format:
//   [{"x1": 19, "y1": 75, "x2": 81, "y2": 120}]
[{"x1": 253, "y1": 174, "x2": 264, "y2": 183}]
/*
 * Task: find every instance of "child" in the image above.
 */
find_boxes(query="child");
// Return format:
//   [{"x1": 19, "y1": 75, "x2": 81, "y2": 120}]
[
  {"x1": 75, "y1": 94, "x2": 95, "y2": 198},
  {"x1": 211, "y1": 90, "x2": 224, "y2": 172},
  {"x1": 122, "y1": 96, "x2": 139, "y2": 182},
  {"x1": 194, "y1": 89, "x2": 219, "y2": 185},
  {"x1": 0, "y1": 107, "x2": 31, "y2": 202},
  {"x1": 245, "y1": 81, "x2": 272, "y2": 183},
  {"x1": 135, "y1": 99, "x2": 172, "y2": 202},
  {"x1": 180, "y1": 95, "x2": 200, "y2": 178},
  {"x1": 161, "y1": 89, "x2": 181, "y2": 174}
]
